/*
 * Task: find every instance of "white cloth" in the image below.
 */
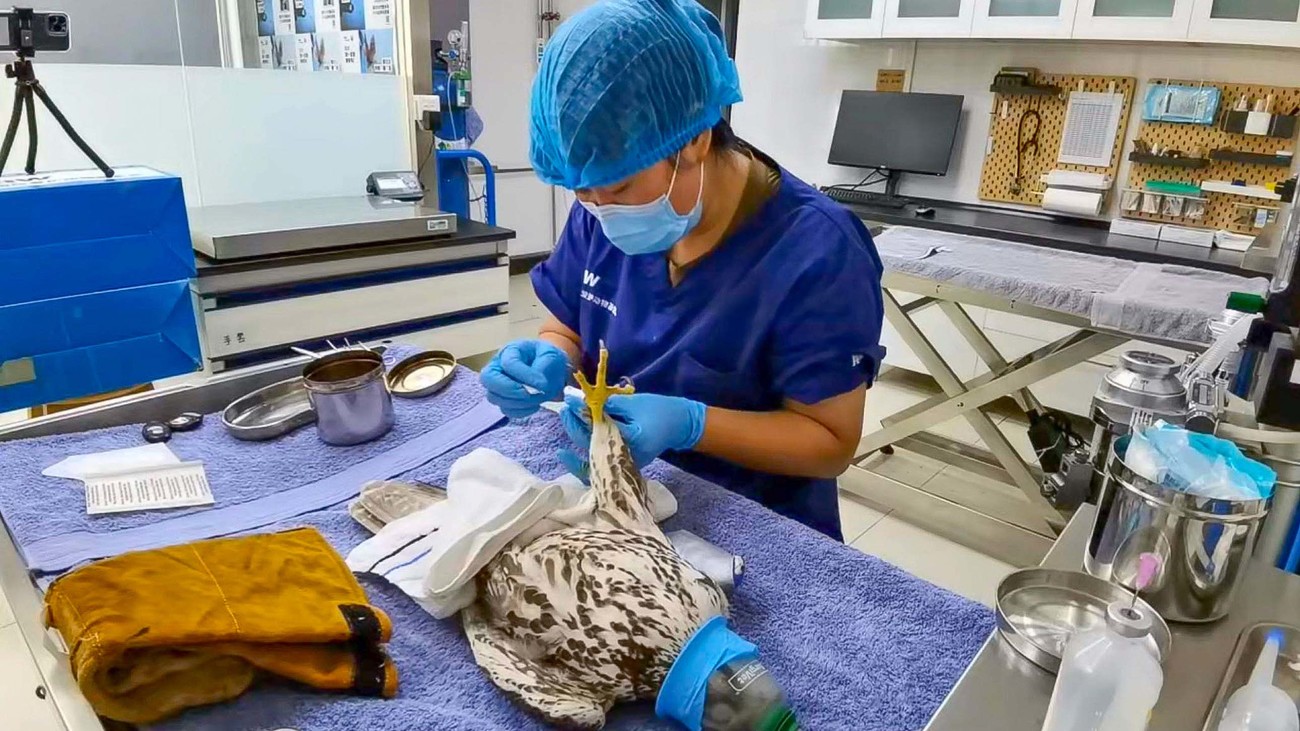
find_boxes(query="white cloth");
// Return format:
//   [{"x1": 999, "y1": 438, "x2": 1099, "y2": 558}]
[
  {"x1": 345, "y1": 448, "x2": 677, "y2": 618},
  {"x1": 43, "y1": 443, "x2": 180, "y2": 482}
]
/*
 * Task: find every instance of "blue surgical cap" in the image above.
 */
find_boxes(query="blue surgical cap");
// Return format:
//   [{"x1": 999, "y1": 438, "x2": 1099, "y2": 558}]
[{"x1": 530, "y1": 0, "x2": 743, "y2": 190}]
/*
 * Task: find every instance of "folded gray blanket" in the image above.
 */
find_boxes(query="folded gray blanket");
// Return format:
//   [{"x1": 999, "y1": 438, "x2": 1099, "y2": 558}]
[{"x1": 877, "y1": 225, "x2": 1268, "y2": 345}]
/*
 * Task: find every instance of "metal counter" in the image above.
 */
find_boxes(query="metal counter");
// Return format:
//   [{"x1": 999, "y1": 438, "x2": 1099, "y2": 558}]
[
  {"x1": 189, "y1": 195, "x2": 460, "y2": 260},
  {"x1": 924, "y1": 504, "x2": 1300, "y2": 731}
]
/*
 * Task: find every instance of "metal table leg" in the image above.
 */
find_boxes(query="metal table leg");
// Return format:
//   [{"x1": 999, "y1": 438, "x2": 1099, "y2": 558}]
[
  {"x1": 937, "y1": 300, "x2": 1045, "y2": 416},
  {"x1": 859, "y1": 291, "x2": 1124, "y2": 525}
]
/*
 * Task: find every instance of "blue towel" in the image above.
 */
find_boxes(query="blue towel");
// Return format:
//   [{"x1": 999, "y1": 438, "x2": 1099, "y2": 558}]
[
  {"x1": 148, "y1": 415, "x2": 995, "y2": 730},
  {"x1": 0, "y1": 348, "x2": 485, "y2": 564},
  {"x1": 0, "y1": 349, "x2": 994, "y2": 730},
  {"x1": 21, "y1": 400, "x2": 504, "y2": 574}
]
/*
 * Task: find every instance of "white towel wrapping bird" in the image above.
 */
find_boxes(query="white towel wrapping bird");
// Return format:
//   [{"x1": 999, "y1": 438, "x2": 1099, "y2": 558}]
[{"x1": 345, "y1": 447, "x2": 677, "y2": 619}]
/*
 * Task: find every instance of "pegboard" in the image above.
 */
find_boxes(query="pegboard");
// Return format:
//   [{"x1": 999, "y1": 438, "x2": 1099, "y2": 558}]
[
  {"x1": 1124, "y1": 79, "x2": 1300, "y2": 235},
  {"x1": 979, "y1": 74, "x2": 1136, "y2": 207}
]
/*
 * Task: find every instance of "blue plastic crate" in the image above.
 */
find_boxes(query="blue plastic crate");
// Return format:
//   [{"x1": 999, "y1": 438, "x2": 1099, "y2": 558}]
[
  {"x1": 0, "y1": 167, "x2": 200, "y2": 411},
  {"x1": 0, "y1": 166, "x2": 195, "y2": 307}
]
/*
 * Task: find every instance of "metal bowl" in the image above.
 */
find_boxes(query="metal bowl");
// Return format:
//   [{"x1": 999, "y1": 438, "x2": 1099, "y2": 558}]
[
  {"x1": 995, "y1": 567, "x2": 1172, "y2": 673},
  {"x1": 386, "y1": 350, "x2": 457, "y2": 398},
  {"x1": 221, "y1": 377, "x2": 316, "y2": 441}
]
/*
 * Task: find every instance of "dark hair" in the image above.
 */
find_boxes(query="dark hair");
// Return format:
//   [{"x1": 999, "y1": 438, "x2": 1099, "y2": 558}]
[{"x1": 711, "y1": 117, "x2": 743, "y2": 152}]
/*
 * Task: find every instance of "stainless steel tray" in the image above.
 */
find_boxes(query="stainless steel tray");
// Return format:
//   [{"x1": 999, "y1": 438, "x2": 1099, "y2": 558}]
[
  {"x1": 387, "y1": 350, "x2": 457, "y2": 398},
  {"x1": 221, "y1": 376, "x2": 316, "y2": 441},
  {"x1": 1202, "y1": 623, "x2": 1300, "y2": 730},
  {"x1": 996, "y1": 567, "x2": 1172, "y2": 673}
]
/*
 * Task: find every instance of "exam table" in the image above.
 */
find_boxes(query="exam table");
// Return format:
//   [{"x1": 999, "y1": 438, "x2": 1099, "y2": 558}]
[
  {"x1": 847, "y1": 225, "x2": 1271, "y2": 566},
  {"x1": 0, "y1": 349, "x2": 993, "y2": 731}
]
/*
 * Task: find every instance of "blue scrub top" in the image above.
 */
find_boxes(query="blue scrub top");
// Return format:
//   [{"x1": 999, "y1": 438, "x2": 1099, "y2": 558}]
[{"x1": 531, "y1": 163, "x2": 885, "y2": 540}]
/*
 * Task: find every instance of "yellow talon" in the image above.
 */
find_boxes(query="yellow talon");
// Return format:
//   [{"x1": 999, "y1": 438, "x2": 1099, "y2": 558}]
[{"x1": 575, "y1": 344, "x2": 633, "y2": 423}]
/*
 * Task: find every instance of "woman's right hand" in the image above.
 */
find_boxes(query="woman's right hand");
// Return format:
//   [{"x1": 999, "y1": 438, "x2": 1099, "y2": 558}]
[{"x1": 480, "y1": 339, "x2": 571, "y2": 419}]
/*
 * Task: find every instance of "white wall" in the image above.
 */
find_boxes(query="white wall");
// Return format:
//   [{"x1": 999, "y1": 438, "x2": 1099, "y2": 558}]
[
  {"x1": 732, "y1": 0, "x2": 1300, "y2": 217},
  {"x1": 732, "y1": 5, "x2": 910, "y2": 191},
  {"x1": 0, "y1": 65, "x2": 408, "y2": 208},
  {"x1": 468, "y1": 0, "x2": 559, "y2": 256}
]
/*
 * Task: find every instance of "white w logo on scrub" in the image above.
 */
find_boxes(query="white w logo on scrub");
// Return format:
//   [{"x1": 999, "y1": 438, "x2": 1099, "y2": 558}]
[{"x1": 580, "y1": 270, "x2": 617, "y2": 317}]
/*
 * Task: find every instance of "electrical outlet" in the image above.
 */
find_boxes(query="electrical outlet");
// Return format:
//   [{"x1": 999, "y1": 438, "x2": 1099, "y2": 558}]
[{"x1": 413, "y1": 94, "x2": 440, "y2": 120}]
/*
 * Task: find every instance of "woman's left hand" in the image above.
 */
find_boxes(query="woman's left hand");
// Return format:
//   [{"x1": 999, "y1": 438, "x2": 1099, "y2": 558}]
[{"x1": 558, "y1": 392, "x2": 707, "y2": 472}]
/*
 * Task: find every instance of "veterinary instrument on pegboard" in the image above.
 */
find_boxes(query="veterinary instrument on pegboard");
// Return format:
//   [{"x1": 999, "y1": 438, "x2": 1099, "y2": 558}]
[{"x1": 1012, "y1": 109, "x2": 1041, "y2": 196}]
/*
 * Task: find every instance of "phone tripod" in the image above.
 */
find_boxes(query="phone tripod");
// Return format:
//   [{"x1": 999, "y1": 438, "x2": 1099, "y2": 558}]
[{"x1": 0, "y1": 51, "x2": 113, "y2": 178}]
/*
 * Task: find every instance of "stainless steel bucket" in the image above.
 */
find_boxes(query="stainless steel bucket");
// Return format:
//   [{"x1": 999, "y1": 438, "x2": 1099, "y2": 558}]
[
  {"x1": 1087, "y1": 352, "x2": 1188, "y2": 502},
  {"x1": 1085, "y1": 436, "x2": 1270, "y2": 623},
  {"x1": 1254, "y1": 453, "x2": 1300, "y2": 568},
  {"x1": 303, "y1": 350, "x2": 395, "y2": 446}
]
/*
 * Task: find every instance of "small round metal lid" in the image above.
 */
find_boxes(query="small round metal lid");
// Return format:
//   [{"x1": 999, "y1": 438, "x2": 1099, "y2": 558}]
[{"x1": 387, "y1": 350, "x2": 457, "y2": 398}]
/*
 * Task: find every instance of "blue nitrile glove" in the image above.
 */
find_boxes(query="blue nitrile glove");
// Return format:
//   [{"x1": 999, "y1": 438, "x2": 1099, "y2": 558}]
[
  {"x1": 480, "y1": 339, "x2": 570, "y2": 419},
  {"x1": 558, "y1": 391, "x2": 707, "y2": 469},
  {"x1": 556, "y1": 448, "x2": 591, "y2": 485}
]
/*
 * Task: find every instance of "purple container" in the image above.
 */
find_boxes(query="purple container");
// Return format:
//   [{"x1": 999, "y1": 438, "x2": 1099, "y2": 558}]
[{"x1": 303, "y1": 350, "x2": 395, "y2": 446}]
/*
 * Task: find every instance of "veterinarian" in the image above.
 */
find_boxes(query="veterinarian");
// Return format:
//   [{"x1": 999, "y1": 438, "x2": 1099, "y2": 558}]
[{"x1": 480, "y1": 0, "x2": 885, "y2": 541}]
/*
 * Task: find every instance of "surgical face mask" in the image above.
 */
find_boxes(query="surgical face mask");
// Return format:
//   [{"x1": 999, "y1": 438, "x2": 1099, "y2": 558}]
[{"x1": 580, "y1": 155, "x2": 704, "y2": 256}]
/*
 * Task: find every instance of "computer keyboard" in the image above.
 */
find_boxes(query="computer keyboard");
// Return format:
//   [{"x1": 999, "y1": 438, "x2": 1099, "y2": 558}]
[{"x1": 822, "y1": 186, "x2": 909, "y2": 210}]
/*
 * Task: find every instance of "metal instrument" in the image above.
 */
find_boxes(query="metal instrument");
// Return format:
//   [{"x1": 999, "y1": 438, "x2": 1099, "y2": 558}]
[
  {"x1": 349, "y1": 480, "x2": 447, "y2": 534},
  {"x1": 141, "y1": 412, "x2": 203, "y2": 444},
  {"x1": 1086, "y1": 437, "x2": 1270, "y2": 623},
  {"x1": 1011, "y1": 108, "x2": 1041, "y2": 195},
  {"x1": 1087, "y1": 351, "x2": 1188, "y2": 502},
  {"x1": 1184, "y1": 368, "x2": 1225, "y2": 434},
  {"x1": 666, "y1": 529, "x2": 744, "y2": 598},
  {"x1": 994, "y1": 566, "x2": 1170, "y2": 673},
  {"x1": 1040, "y1": 443, "x2": 1093, "y2": 509}
]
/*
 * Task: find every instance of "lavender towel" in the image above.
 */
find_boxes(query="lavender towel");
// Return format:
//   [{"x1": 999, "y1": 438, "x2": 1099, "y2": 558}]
[
  {"x1": 0, "y1": 348, "x2": 493, "y2": 572},
  {"x1": 21, "y1": 400, "x2": 503, "y2": 574},
  {"x1": 0, "y1": 349, "x2": 993, "y2": 730},
  {"x1": 149, "y1": 415, "x2": 995, "y2": 730}
]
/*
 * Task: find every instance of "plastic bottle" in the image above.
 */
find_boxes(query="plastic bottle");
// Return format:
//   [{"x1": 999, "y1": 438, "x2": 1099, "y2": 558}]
[
  {"x1": 1041, "y1": 603, "x2": 1164, "y2": 731},
  {"x1": 1217, "y1": 629, "x2": 1300, "y2": 731}
]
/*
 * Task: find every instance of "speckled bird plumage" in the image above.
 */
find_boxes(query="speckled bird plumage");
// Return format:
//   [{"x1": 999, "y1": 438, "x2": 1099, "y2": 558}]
[{"x1": 462, "y1": 348, "x2": 728, "y2": 729}]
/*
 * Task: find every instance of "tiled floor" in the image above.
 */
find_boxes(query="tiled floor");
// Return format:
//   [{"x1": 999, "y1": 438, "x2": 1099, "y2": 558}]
[{"x1": 840, "y1": 366, "x2": 1029, "y2": 607}]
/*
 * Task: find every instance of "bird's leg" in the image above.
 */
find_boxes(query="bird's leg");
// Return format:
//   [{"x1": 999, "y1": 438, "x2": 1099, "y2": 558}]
[
  {"x1": 574, "y1": 342, "x2": 633, "y2": 424},
  {"x1": 574, "y1": 342, "x2": 652, "y2": 531}
]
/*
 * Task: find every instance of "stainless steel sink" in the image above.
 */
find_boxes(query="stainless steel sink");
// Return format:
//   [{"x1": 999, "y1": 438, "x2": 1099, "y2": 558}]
[{"x1": 1203, "y1": 623, "x2": 1300, "y2": 730}]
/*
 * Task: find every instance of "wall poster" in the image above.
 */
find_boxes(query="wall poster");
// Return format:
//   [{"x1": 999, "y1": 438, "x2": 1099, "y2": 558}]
[{"x1": 254, "y1": 0, "x2": 398, "y2": 75}]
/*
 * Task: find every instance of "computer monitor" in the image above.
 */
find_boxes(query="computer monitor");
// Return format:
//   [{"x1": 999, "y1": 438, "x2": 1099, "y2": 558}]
[{"x1": 828, "y1": 90, "x2": 964, "y2": 176}]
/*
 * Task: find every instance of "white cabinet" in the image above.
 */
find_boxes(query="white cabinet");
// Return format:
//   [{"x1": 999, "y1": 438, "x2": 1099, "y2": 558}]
[
  {"x1": 806, "y1": 0, "x2": 885, "y2": 39},
  {"x1": 972, "y1": 0, "x2": 1078, "y2": 38},
  {"x1": 883, "y1": 0, "x2": 976, "y2": 37},
  {"x1": 809, "y1": 0, "x2": 1300, "y2": 46},
  {"x1": 1189, "y1": 0, "x2": 1300, "y2": 46},
  {"x1": 1073, "y1": 0, "x2": 1195, "y2": 40}
]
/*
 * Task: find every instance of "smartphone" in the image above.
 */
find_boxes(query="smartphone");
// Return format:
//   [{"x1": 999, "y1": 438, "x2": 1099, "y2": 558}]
[{"x1": 0, "y1": 10, "x2": 70, "y2": 54}]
